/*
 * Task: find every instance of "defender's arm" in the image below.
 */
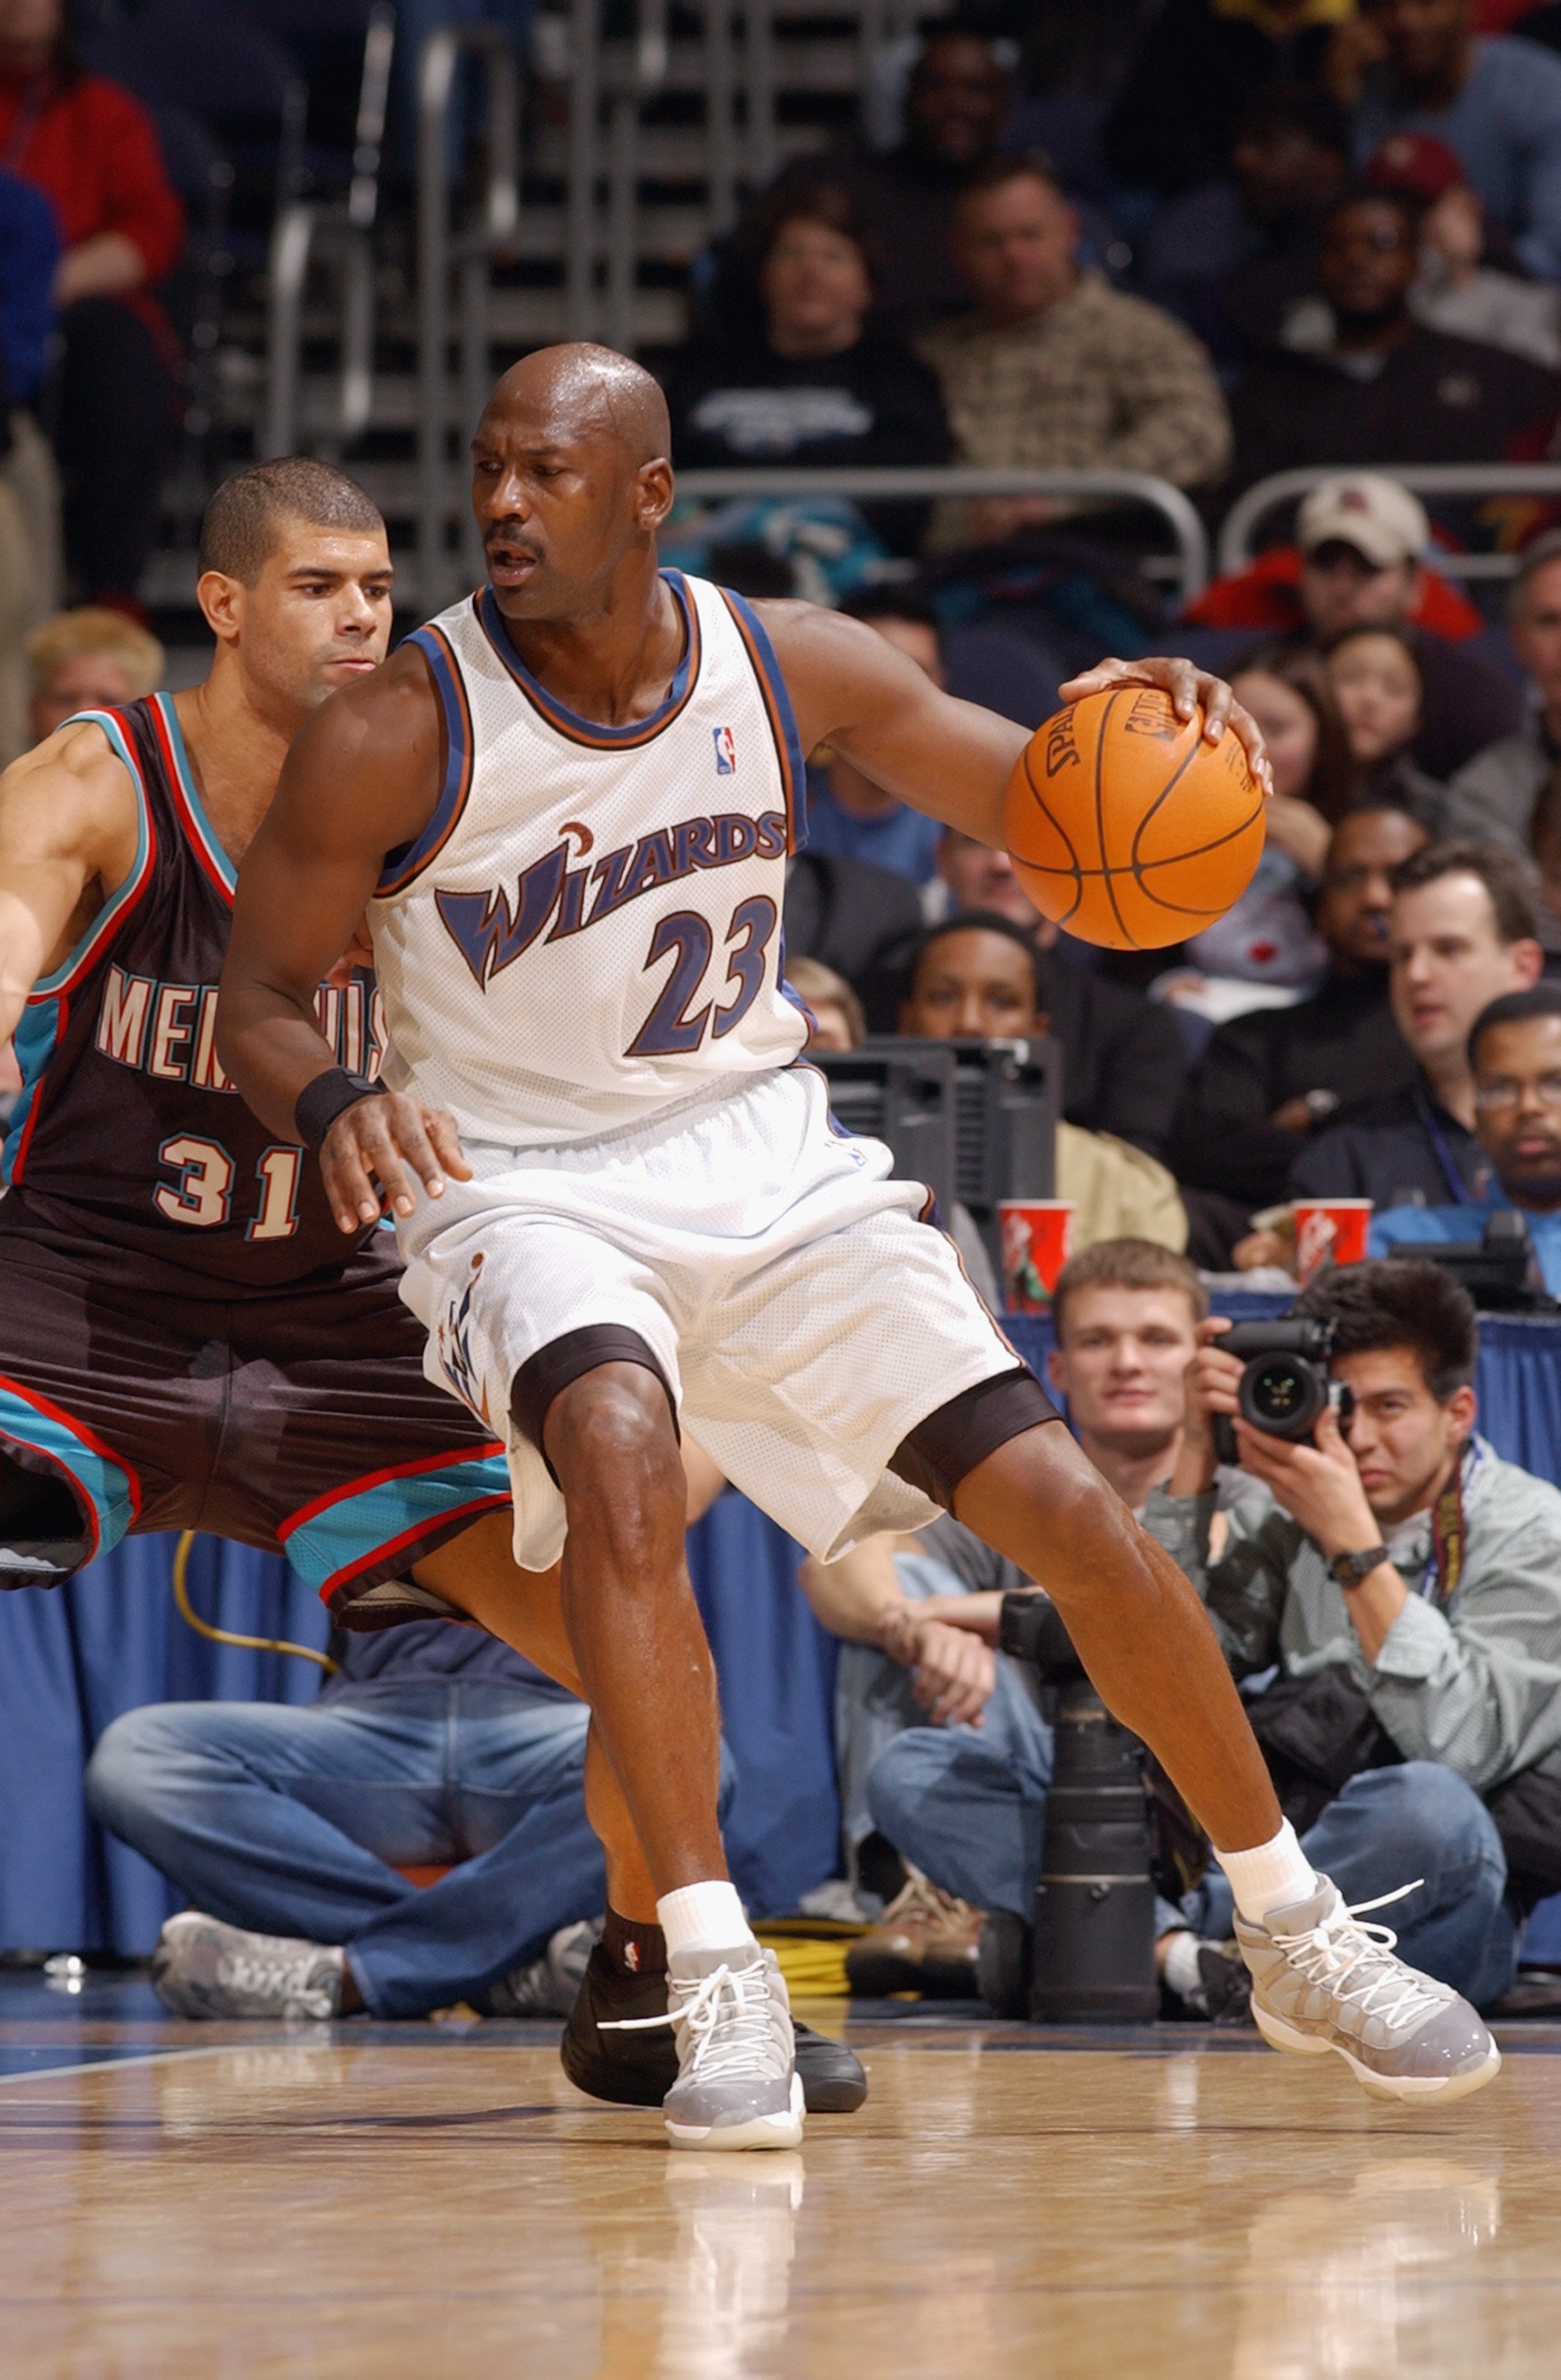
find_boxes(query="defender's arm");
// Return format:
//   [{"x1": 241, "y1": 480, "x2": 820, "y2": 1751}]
[
  {"x1": 0, "y1": 723, "x2": 140, "y2": 1042},
  {"x1": 761, "y1": 605, "x2": 1271, "y2": 849},
  {"x1": 218, "y1": 648, "x2": 455, "y2": 1232}
]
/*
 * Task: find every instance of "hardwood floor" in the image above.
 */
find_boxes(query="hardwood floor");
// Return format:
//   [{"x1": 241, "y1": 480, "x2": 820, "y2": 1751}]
[{"x1": 2, "y1": 1976, "x2": 1557, "y2": 2378}]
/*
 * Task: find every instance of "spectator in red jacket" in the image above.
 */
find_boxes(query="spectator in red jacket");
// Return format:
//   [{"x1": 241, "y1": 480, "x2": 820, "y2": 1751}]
[{"x1": 0, "y1": 0, "x2": 184, "y2": 605}]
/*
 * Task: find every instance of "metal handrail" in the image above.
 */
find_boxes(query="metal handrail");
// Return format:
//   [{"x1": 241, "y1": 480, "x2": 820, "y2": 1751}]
[
  {"x1": 417, "y1": 23, "x2": 520, "y2": 609},
  {"x1": 605, "y1": 0, "x2": 668, "y2": 357},
  {"x1": 674, "y1": 466, "x2": 1212, "y2": 610},
  {"x1": 264, "y1": 202, "x2": 376, "y2": 457},
  {"x1": 1218, "y1": 464, "x2": 1561, "y2": 582}
]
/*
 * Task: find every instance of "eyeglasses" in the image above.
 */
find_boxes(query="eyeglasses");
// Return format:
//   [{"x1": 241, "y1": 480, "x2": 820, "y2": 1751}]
[{"x1": 1473, "y1": 1072, "x2": 1561, "y2": 1113}]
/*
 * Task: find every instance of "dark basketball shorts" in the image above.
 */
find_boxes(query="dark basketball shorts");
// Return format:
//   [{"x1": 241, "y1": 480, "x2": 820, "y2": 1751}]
[{"x1": 0, "y1": 1232, "x2": 512, "y2": 1622}]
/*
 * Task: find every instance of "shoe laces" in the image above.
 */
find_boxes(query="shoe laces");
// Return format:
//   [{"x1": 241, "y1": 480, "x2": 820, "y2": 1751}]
[
  {"x1": 1268, "y1": 1882, "x2": 1447, "y2": 2034},
  {"x1": 220, "y1": 1945, "x2": 330, "y2": 2010},
  {"x1": 604, "y1": 1954, "x2": 785, "y2": 2083}
]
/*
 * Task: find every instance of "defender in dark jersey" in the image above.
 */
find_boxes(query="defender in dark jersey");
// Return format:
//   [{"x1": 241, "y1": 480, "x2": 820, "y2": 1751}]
[{"x1": 0, "y1": 464, "x2": 510, "y2": 1616}]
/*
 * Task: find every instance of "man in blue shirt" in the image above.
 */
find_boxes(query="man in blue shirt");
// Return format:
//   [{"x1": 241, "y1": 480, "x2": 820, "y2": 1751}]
[
  {"x1": 1372, "y1": 983, "x2": 1561, "y2": 1291},
  {"x1": 804, "y1": 589, "x2": 949, "y2": 884},
  {"x1": 1352, "y1": 0, "x2": 1561, "y2": 283}
]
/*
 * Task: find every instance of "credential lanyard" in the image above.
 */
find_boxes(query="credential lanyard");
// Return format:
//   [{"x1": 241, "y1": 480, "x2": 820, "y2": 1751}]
[{"x1": 1414, "y1": 1082, "x2": 1473, "y2": 1205}]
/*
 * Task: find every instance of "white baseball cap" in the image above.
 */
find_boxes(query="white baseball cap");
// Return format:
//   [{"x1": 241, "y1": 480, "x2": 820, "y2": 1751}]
[{"x1": 1296, "y1": 474, "x2": 1429, "y2": 568}]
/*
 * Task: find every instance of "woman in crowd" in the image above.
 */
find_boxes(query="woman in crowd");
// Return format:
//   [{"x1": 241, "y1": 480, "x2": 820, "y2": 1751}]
[
  {"x1": 0, "y1": 0, "x2": 184, "y2": 606},
  {"x1": 664, "y1": 181, "x2": 950, "y2": 558},
  {"x1": 1326, "y1": 625, "x2": 1450, "y2": 833},
  {"x1": 1153, "y1": 644, "x2": 1359, "y2": 1029}
]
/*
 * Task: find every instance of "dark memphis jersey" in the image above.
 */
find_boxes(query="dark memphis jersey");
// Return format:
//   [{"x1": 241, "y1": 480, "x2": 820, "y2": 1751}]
[{"x1": 0, "y1": 695, "x2": 386, "y2": 1291}]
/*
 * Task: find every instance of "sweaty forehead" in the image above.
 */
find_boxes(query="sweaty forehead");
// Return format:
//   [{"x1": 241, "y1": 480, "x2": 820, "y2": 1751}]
[{"x1": 478, "y1": 347, "x2": 670, "y2": 466}]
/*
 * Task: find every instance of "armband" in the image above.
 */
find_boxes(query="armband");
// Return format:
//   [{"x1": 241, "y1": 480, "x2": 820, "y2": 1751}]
[{"x1": 294, "y1": 1068, "x2": 389, "y2": 1152}]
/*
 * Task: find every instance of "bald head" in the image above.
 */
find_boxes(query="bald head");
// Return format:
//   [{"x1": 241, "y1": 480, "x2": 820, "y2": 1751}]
[{"x1": 482, "y1": 344, "x2": 671, "y2": 470}]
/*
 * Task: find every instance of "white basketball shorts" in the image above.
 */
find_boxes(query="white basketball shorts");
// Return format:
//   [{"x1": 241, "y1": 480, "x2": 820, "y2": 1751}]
[{"x1": 394, "y1": 1064, "x2": 1033, "y2": 1569}]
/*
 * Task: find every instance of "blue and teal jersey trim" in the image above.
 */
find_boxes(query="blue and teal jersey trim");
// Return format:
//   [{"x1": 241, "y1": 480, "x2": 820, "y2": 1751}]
[
  {"x1": 0, "y1": 1375, "x2": 140, "y2": 1566},
  {"x1": 717, "y1": 585, "x2": 807, "y2": 852},
  {"x1": 279, "y1": 1446, "x2": 512, "y2": 1603}
]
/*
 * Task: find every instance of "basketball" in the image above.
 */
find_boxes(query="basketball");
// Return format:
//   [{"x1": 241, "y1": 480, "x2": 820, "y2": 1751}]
[{"x1": 1003, "y1": 684, "x2": 1266, "y2": 950}]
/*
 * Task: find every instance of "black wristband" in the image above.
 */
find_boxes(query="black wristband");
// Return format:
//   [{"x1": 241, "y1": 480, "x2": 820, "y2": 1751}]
[{"x1": 294, "y1": 1068, "x2": 389, "y2": 1152}]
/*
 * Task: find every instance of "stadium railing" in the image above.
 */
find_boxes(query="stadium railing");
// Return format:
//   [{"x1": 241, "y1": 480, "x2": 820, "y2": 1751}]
[
  {"x1": 263, "y1": 2, "x2": 394, "y2": 459},
  {"x1": 673, "y1": 466, "x2": 1213, "y2": 613},
  {"x1": 416, "y1": 22, "x2": 521, "y2": 602},
  {"x1": 1218, "y1": 464, "x2": 1561, "y2": 586}
]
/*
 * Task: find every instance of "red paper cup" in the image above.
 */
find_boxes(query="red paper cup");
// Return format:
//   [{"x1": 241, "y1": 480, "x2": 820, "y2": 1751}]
[
  {"x1": 999, "y1": 1199, "x2": 1075, "y2": 1311},
  {"x1": 1293, "y1": 1197, "x2": 1374, "y2": 1285}
]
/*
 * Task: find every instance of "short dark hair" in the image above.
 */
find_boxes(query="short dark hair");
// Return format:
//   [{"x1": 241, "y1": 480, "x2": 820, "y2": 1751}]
[
  {"x1": 955, "y1": 149, "x2": 1067, "y2": 211},
  {"x1": 1295, "y1": 1258, "x2": 1476, "y2": 1401},
  {"x1": 1322, "y1": 184, "x2": 1423, "y2": 240},
  {"x1": 749, "y1": 178, "x2": 880, "y2": 287},
  {"x1": 1052, "y1": 1239, "x2": 1208, "y2": 1341},
  {"x1": 1234, "y1": 78, "x2": 1351, "y2": 161},
  {"x1": 908, "y1": 910, "x2": 1045, "y2": 1007},
  {"x1": 1390, "y1": 839, "x2": 1538, "y2": 946},
  {"x1": 837, "y1": 585, "x2": 941, "y2": 638},
  {"x1": 1467, "y1": 982, "x2": 1561, "y2": 1069},
  {"x1": 198, "y1": 459, "x2": 384, "y2": 585}
]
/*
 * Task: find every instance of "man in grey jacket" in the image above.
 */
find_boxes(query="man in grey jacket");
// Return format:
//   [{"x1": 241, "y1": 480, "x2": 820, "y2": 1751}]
[{"x1": 1145, "y1": 1257, "x2": 1561, "y2": 2008}]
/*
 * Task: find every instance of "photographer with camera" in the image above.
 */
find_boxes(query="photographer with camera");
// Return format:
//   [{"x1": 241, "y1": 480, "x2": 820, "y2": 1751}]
[{"x1": 1145, "y1": 1258, "x2": 1561, "y2": 2010}]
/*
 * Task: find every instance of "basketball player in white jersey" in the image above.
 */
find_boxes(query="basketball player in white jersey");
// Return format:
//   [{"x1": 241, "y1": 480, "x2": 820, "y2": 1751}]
[{"x1": 220, "y1": 347, "x2": 1499, "y2": 2148}]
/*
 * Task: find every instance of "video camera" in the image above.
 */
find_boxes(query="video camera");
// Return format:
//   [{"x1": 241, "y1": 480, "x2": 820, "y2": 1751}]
[{"x1": 1211, "y1": 1317, "x2": 1350, "y2": 1462}]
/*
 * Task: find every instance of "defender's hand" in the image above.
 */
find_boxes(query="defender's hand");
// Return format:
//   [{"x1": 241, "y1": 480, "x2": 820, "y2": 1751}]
[
  {"x1": 1058, "y1": 655, "x2": 1274, "y2": 797},
  {"x1": 321, "y1": 1091, "x2": 472, "y2": 1231},
  {"x1": 1231, "y1": 1400, "x2": 1378, "y2": 1556}
]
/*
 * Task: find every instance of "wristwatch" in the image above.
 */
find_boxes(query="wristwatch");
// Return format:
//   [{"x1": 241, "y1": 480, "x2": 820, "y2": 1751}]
[{"x1": 1328, "y1": 1544, "x2": 1390, "y2": 1589}]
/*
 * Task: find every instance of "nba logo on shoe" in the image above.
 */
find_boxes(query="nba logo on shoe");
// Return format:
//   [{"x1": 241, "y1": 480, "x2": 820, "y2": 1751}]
[{"x1": 713, "y1": 724, "x2": 737, "y2": 775}]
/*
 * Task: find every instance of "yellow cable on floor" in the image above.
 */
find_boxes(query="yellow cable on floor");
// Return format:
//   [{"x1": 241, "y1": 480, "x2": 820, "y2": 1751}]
[
  {"x1": 755, "y1": 1919, "x2": 867, "y2": 1999},
  {"x1": 171, "y1": 1529, "x2": 338, "y2": 1674}
]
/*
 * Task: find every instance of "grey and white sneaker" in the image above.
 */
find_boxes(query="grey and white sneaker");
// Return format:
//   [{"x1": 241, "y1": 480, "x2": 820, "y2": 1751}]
[
  {"x1": 607, "y1": 1941, "x2": 804, "y2": 2150},
  {"x1": 1235, "y1": 1875, "x2": 1501, "y2": 2105},
  {"x1": 152, "y1": 1911, "x2": 344, "y2": 2022}
]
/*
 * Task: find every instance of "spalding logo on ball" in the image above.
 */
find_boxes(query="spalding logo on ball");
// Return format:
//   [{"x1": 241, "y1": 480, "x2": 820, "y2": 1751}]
[{"x1": 1004, "y1": 685, "x2": 1266, "y2": 950}]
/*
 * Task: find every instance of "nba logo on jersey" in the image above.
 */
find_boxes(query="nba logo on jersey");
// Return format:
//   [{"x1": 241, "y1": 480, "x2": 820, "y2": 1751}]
[{"x1": 713, "y1": 724, "x2": 737, "y2": 775}]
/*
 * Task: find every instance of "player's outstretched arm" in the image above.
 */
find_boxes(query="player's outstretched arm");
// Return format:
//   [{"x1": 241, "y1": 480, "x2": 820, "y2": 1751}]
[
  {"x1": 761, "y1": 605, "x2": 1271, "y2": 848},
  {"x1": 0, "y1": 724, "x2": 140, "y2": 1043},
  {"x1": 217, "y1": 648, "x2": 464, "y2": 1233}
]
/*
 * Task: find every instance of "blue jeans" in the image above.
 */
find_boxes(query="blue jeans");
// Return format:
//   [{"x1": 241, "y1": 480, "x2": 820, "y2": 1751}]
[
  {"x1": 867, "y1": 1735, "x2": 1519, "y2": 2008},
  {"x1": 87, "y1": 1684, "x2": 603, "y2": 2020}
]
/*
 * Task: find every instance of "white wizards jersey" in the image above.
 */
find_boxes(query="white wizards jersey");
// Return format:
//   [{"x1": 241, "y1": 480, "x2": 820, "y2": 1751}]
[{"x1": 369, "y1": 570, "x2": 810, "y2": 1147}]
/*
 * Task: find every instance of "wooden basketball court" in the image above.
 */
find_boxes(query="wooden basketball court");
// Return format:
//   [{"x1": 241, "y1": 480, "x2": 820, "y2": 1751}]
[{"x1": 3, "y1": 1971, "x2": 1556, "y2": 2377}]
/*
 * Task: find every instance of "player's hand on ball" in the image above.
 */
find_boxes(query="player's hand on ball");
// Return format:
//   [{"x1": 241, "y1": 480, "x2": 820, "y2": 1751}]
[
  {"x1": 322, "y1": 1092, "x2": 472, "y2": 1231},
  {"x1": 1058, "y1": 655, "x2": 1274, "y2": 798}
]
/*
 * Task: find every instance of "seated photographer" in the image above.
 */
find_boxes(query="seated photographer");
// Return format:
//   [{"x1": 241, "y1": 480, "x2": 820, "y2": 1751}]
[
  {"x1": 1143, "y1": 1259, "x2": 1561, "y2": 2010},
  {"x1": 853, "y1": 1241, "x2": 1218, "y2": 1961},
  {"x1": 1370, "y1": 985, "x2": 1561, "y2": 1294}
]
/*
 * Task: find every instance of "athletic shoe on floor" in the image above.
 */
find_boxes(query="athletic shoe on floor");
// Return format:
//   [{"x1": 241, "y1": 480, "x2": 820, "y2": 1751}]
[
  {"x1": 844, "y1": 1871, "x2": 983, "y2": 1998},
  {"x1": 561, "y1": 1941, "x2": 867, "y2": 2111},
  {"x1": 474, "y1": 1917, "x2": 604, "y2": 2017},
  {"x1": 1235, "y1": 1875, "x2": 1501, "y2": 2104},
  {"x1": 605, "y1": 1942, "x2": 804, "y2": 2150},
  {"x1": 152, "y1": 1911, "x2": 344, "y2": 2021}
]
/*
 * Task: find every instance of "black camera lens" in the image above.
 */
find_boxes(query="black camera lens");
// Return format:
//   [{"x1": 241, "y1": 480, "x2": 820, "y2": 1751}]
[{"x1": 1238, "y1": 1351, "x2": 1327, "y2": 1440}]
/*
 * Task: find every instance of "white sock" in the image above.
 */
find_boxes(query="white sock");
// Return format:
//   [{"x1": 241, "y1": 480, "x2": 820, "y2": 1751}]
[
  {"x1": 1215, "y1": 1819, "x2": 1318, "y2": 1925},
  {"x1": 1161, "y1": 1930, "x2": 1205, "y2": 2003},
  {"x1": 657, "y1": 1880, "x2": 752, "y2": 1959}
]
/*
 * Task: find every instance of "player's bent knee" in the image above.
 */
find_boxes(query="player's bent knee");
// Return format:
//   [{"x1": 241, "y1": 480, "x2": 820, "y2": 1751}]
[
  {"x1": 518, "y1": 1327, "x2": 681, "y2": 1510},
  {"x1": 85, "y1": 1705, "x2": 187, "y2": 1823}
]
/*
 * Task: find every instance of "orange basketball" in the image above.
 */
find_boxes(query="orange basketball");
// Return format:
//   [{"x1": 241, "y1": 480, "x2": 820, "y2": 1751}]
[{"x1": 1003, "y1": 685, "x2": 1266, "y2": 951}]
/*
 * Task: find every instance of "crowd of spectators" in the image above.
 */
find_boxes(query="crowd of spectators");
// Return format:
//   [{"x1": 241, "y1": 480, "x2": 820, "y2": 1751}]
[{"x1": 22, "y1": 2, "x2": 1561, "y2": 2041}]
